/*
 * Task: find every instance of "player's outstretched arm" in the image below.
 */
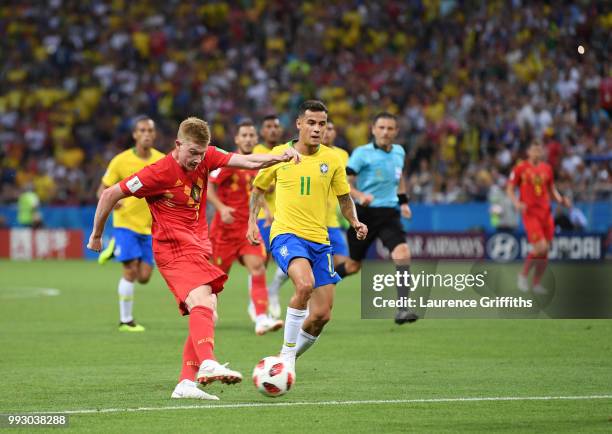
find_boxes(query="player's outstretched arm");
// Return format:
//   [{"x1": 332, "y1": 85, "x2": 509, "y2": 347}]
[
  {"x1": 246, "y1": 187, "x2": 266, "y2": 245},
  {"x1": 87, "y1": 184, "x2": 128, "y2": 252},
  {"x1": 227, "y1": 148, "x2": 300, "y2": 169},
  {"x1": 338, "y1": 193, "x2": 368, "y2": 240}
]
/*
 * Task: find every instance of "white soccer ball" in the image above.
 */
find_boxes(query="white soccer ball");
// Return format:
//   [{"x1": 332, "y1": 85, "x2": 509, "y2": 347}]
[{"x1": 252, "y1": 356, "x2": 295, "y2": 397}]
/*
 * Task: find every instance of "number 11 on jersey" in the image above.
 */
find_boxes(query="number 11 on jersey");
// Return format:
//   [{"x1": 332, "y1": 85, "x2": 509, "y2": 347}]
[{"x1": 300, "y1": 176, "x2": 311, "y2": 195}]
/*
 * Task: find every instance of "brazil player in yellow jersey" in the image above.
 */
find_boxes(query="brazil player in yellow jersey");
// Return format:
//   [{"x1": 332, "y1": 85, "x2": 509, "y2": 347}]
[
  {"x1": 252, "y1": 114, "x2": 283, "y2": 247},
  {"x1": 266, "y1": 119, "x2": 351, "y2": 298},
  {"x1": 322, "y1": 119, "x2": 350, "y2": 265},
  {"x1": 248, "y1": 100, "x2": 367, "y2": 369},
  {"x1": 250, "y1": 115, "x2": 285, "y2": 319},
  {"x1": 97, "y1": 116, "x2": 165, "y2": 332}
]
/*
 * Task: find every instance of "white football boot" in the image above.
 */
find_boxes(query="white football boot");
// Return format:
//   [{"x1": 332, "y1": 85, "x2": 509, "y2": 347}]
[
  {"x1": 197, "y1": 360, "x2": 243, "y2": 386},
  {"x1": 171, "y1": 379, "x2": 219, "y2": 400},
  {"x1": 532, "y1": 284, "x2": 548, "y2": 295},
  {"x1": 255, "y1": 315, "x2": 284, "y2": 336}
]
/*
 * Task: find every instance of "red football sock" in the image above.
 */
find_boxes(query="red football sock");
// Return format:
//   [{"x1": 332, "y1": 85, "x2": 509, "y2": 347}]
[
  {"x1": 532, "y1": 255, "x2": 549, "y2": 286},
  {"x1": 522, "y1": 252, "x2": 536, "y2": 276},
  {"x1": 179, "y1": 334, "x2": 199, "y2": 382},
  {"x1": 251, "y1": 274, "x2": 269, "y2": 316},
  {"x1": 189, "y1": 306, "x2": 216, "y2": 363}
]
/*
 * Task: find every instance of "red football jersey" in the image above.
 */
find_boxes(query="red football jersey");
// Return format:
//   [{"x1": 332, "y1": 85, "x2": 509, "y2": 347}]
[
  {"x1": 209, "y1": 166, "x2": 258, "y2": 240},
  {"x1": 119, "y1": 146, "x2": 233, "y2": 266},
  {"x1": 508, "y1": 160, "x2": 553, "y2": 215}
]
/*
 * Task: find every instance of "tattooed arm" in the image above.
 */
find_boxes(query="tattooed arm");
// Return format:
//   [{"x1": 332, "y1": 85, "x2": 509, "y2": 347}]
[
  {"x1": 337, "y1": 193, "x2": 368, "y2": 240},
  {"x1": 247, "y1": 187, "x2": 266, "y2": 245}
]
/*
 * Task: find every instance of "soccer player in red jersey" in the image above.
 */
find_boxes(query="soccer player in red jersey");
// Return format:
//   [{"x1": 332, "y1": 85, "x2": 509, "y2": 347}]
[
  {"x1": 208, "y1": 120, "x2": 283, "y2": 335},
  {"x1": 87, "y1": 117, "x2": 299, "y2": 400},
  {"x1": 507, "y1": 140, "x2": 571, "y2": 294}
]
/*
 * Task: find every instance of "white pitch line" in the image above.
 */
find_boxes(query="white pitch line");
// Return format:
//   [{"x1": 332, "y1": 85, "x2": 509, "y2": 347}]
[{"x1": 29, "y1": 394, "x2": 612, "y2": 416}]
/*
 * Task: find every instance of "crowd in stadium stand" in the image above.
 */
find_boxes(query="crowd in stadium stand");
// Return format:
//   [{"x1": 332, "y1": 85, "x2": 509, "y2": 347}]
[{"x1": 0, "y1": 0, "x2": 610, "y2": 206}]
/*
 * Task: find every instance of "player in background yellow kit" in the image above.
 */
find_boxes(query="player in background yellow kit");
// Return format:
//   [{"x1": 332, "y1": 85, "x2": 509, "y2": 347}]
[
  {"x1": 97, "y1": 116, "x2": 165, "y2": 331},
  {"x1": 249, "y1": 115, "x2": 284, "y2": 320}
]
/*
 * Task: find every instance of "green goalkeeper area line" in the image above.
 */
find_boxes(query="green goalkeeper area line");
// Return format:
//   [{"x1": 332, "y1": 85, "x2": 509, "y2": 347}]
[{"x1": 33, "y1": 394, "x2": 612, "y2": 415}]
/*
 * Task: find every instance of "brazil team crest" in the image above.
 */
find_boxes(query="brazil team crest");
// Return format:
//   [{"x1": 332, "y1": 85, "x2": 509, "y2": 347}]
[
  {"x1": 280, "y1": 245, "x2": 289, "y2": 258},
  {"x1": 320, "y1": 163, "x2": 329, "y2": 174}
]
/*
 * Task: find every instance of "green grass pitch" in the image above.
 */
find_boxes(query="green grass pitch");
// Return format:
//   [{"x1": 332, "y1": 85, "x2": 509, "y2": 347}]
[{"x1": 0, "y1": 260, "x2": 610, "y2": 433}]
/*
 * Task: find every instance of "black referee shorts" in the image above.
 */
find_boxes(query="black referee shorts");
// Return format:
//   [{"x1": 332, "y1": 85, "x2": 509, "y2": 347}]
[{"x1": 347, "y1": 205, "x2": 407, "y2": 261}]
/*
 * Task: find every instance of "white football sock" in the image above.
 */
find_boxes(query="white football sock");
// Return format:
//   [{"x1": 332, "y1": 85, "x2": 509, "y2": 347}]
[
  {"x1": 268, "y1": 267, "x2": 289, "y2": 300},
  {"x1": 296, "y1": 329, "x2": 318, "y2": 358},
  {"x1": 118, "y1": 278, "x2": 134, "y2": 323},
  {"x1": 279, "y1": 307, "x2": 307, "y2": 362}
]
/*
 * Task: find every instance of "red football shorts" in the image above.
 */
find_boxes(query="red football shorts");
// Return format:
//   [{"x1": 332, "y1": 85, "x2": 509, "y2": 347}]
[
  {"x1": 211, "y1": 237, "x2": 267, "y2": 274},
  {"x1": 523, "y1": 212, "x2": 554, "y2": 244},
  {"x1": 158, "y1": 253, "x2": 228, "y2": 316}
]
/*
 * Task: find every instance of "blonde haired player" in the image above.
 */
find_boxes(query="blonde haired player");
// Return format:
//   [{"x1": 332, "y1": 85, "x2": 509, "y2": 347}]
[{"x1": 88, "y1": 116, "x2": 300, "y2": 400}]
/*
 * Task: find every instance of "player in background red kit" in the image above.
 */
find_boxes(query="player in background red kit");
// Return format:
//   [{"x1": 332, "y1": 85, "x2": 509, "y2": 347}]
[
  {"x1": 208, "y1": 120, "x2": 283, "y2": 335},
  {"x1": 507, "y1": 140, "x2": 571, "y2": 294},
  {"x1": 87, "y1": 117, "x2": 299, "y2": 400}
]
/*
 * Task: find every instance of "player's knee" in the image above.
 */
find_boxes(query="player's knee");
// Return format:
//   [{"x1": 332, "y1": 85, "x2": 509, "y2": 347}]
[
  {"x1": 533, "y1": 241, "x2": 548, "y2": 257},
  {"x1": 123, "y1": 266, "x2": 138, "y2": 282},
  {"x1": 137, "y1": 275, "x2": 151, "y2": 284},
  {"x1": 123, "y1": 261, "x2": 138, "y2": 282},
  {"x1": 137, "y1": 263, "x2": 153, "y2": 284},
  {"x1": 185, "y1": 287, "x2": 215, "y2": 311},
  {"x1": 391, "y1": 244, "x2": 411, "y2": 263},
  {"x1": 249, "y1": 263, "x2": 266, "y2": 276},
  {"x1": 294, "y1": 279, "x2": 314, "y2": 300}
]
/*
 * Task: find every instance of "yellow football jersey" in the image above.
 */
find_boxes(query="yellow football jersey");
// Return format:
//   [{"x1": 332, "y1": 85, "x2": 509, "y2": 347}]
[
  {"x1": 101, "y1": 147, "x2": 165, "y2": 235},
  {"x1": 325, "y1": 145, "x2": 349, "y2": 227},
  {"x1": 253, "y1": 143, "x2": 276, "y2": 218},
  {"x1": 253, "y1": 142, "x2": 350, "y2": 245}
]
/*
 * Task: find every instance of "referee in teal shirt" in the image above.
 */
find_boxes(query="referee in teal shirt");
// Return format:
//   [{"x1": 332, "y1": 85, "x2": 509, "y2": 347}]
[{"x1": 336, "y1": 112, "x2": 417, "y2": 325}]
